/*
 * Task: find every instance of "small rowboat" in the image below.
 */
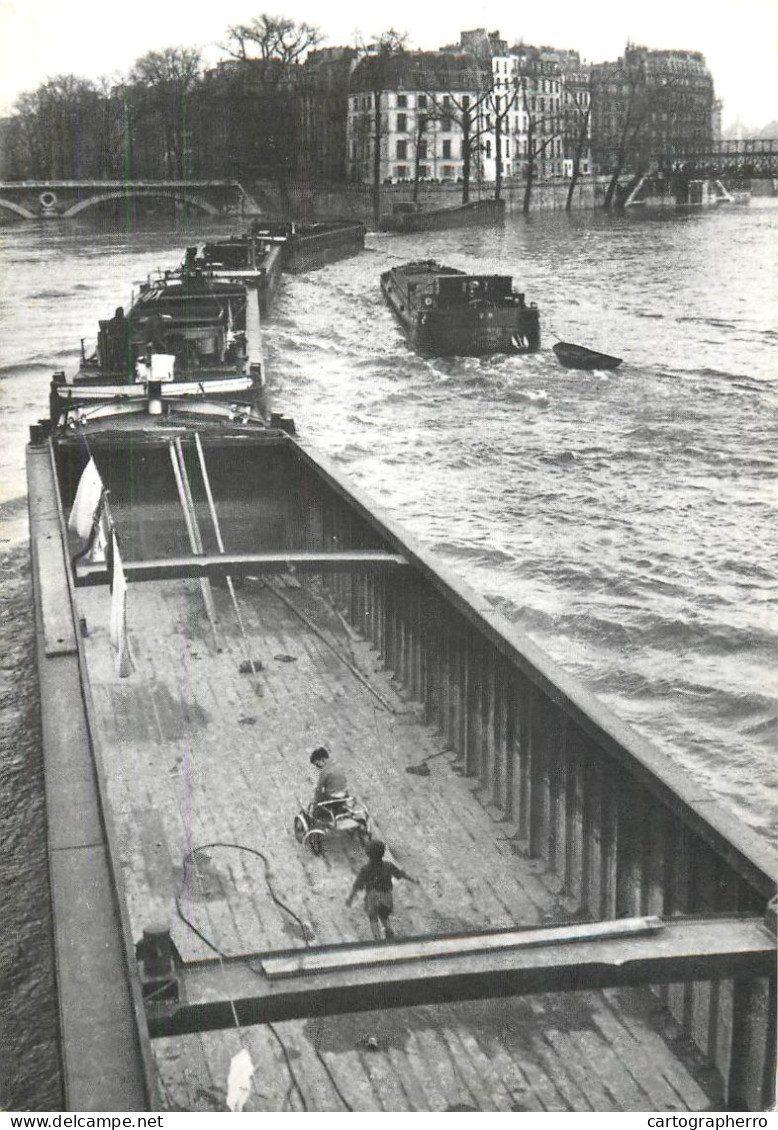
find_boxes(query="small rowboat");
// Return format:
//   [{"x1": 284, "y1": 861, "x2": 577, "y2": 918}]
[{"x1": 552, "y1": 341, "x2": 622, "y2": 371}]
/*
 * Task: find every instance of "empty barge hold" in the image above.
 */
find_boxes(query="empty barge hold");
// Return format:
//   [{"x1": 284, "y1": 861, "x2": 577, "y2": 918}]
[
  {"x1": 28, "y1": 390, "x2": 776, "y2": 1111},
  {"x1": 381, "y1": 260, "x2": 541, "y2": 356}
]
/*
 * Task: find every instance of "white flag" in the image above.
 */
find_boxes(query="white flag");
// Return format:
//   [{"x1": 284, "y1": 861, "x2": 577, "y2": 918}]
[
  {"x1": 109, "y1": 531, "x2": 134, "y2": 678},
  {"x1": 226, "y1": 1048, "x2": 254, "y2": 1112},
  {"x1": 68, "y1": 457, "x2": 104, "y2": 539}
]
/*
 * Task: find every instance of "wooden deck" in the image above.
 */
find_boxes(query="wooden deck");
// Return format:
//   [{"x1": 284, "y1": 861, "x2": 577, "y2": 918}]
[{"x1": 77, "y1": 572, "x2": 723, "y2": 1112}]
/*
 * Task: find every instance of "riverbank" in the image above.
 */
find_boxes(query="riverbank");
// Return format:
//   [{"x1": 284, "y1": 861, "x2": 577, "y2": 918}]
[{"x1": 241, "y1": 176, "x2": 776, "y2": 224}]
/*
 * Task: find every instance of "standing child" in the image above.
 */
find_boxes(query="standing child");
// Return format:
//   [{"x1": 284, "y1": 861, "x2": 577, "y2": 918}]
[{"x1": 346, "y1": 840, "x2": 419, "y2": 940}]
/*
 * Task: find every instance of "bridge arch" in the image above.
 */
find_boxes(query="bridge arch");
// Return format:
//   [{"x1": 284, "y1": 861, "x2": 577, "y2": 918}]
[
  {"x1": 63, "y1": 189, "x2": 219, "y2": 218},
  {"x1": 0, "y1": 198, "x2": 37, "y2": 219}
]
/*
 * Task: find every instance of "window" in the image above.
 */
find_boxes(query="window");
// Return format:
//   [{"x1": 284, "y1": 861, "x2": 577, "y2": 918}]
[
  {"x1": 418, "y1": 164, "x2": 429, "y2": 177},
  {"x1": 396, "y1": 140, "x2": 407, "y2": 160},
  {"x1": 442, "y1": 165, "x2": 454, "y2": 179},
  {"x1": 485, "y1": 140, "x2": 492, "y2": 158},
  {"x1": 418, "y1": 94, "x2": 428, "y2": 109},
  {"x1": 441, "y1": 117, "x2": 452, "y2": 131},
  {"x1": 442, "y1": 140, "x2": 451, "y2": 158},
  {"x1": 397, "y1": 94, "x2": 407, "y2": 108},
  {"x1": 505, "y1": 140, "x2": 510, "y2": 157},
  {"x1": 443, "y1": 95, "x2": 451, "y2": 109},
  {"x1": 396, "y1": 165, "x2": 408, "y2": 179},
  {"x1": 397, "y1": 113, "x2": 407, "y2": 132},
  {"x1": 417, "y1": 140, "x2": 427, "y2": 159}
]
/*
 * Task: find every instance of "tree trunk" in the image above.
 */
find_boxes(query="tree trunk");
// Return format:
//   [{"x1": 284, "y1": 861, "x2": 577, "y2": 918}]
[
  {"x1": 565, "y1": 109, "x2": 590, "y2": 212},
  {"x1": 494, "y1": 115, "x2": 502, "y2": 201},
  {"x1": 523, "y1": 124, "x2": 535, "y2": 214},
  {"x1": 461, "y1": 113, "x2": 471, "y2": 204},
  {"x1": 372, "y1": 89, "x2": 382, "y2": 229},
  {"x1": 603, "y1": 164, "x2": 623, "y2": 210}
]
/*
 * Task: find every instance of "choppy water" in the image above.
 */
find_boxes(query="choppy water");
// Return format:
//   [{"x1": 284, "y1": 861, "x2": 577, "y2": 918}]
[{"x1": 0, "y1": 201, "x2": 776, "y2": 1108}]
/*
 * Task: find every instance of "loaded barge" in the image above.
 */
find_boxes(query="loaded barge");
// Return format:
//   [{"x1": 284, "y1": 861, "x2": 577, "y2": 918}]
[
  {"x1": 182, "y1": 220, "x2": 366, "y2": 313},
  {"x1": 26, "y1": 267, "x2": 776, "y2": 1114},
  {"x1": 381, "y1": 260, "x2": 541, "y2": 356}
]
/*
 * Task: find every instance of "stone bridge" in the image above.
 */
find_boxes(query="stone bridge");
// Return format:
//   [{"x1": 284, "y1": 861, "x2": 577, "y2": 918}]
[{"x1": 0, "y1": 179, "x2": 260, "y2": 219}]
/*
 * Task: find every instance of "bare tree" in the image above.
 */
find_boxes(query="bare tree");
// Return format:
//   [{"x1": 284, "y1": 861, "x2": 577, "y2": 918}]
[
  {"x1": 593, "y1": 49, "x2": 690, "y2": 210},
  {"x1": 220, "y1": 14, "x2": 323, "y2": 63},
  {"x1": 350, "y1": 29, "x2": 410, "y2": 226},
  {"x1": 565, "y1": 97, "x2": 591, "y2": 212},
  {"x1": 421, "y1": 55, "x2": 490, "y2": 203},
  {"x1": 129, "y1": 47, "x2": 202, "y2": 177},
  {"x1": 487, "y1": 80, "x2": 521, "y2": 200},
  {"x1": 515, "y1": 78, "x2": 564, "y2": 214},
  {"x1": 5, "y1": 76, "x2": 104, "y2": 179},
  {"x1": 411, "y1": 114, "x2": 428, "y2": 203}
]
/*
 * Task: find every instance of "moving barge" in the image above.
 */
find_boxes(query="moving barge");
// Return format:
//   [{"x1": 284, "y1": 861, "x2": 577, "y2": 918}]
[
  {"x1": 27, "y1": 381, "x2": 776, "y2": 1111},
  {"x1": 381, "y1": 260, "x2": 541, "y2": 356}
]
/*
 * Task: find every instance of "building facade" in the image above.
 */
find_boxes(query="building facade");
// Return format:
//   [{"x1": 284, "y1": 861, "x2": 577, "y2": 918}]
[
  {"x1": 591, "y1": 46, "x2": 716, "y2": 175},
  {"x1": 345, "y1": 33, "x2": 591, "y2": 188}
]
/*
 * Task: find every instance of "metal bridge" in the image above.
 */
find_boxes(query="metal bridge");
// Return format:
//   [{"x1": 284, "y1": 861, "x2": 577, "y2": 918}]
[
  {"x1": 652, "y1": 138, "x2": 778, "y2": 178},
  {"x1": 0, "y1": 179, "x2": 258, "y2": 219}
]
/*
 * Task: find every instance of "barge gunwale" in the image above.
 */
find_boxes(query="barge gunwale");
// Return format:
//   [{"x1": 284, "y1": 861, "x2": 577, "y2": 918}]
[
  {"x1": 27, "y1": 437, "x2": 158, "y2": 1112},
  {"x1": 290, "y1": 437, "x2": 776, "y2": 899}
]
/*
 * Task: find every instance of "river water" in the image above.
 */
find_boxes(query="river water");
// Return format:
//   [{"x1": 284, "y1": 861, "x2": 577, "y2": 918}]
[{"x1": 0, "y1": 201, "x2": 776, "y2": 1108}]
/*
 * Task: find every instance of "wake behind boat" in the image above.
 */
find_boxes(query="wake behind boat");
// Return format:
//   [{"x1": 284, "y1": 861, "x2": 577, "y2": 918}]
[{"x1": 380, "y1": 260, "x2": 540, "y2": 357}]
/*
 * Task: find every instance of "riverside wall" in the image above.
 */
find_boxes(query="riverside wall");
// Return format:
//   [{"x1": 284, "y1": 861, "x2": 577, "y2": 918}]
[{"x1": 244, "y1": 177, "x2": 606, "y2": 225}]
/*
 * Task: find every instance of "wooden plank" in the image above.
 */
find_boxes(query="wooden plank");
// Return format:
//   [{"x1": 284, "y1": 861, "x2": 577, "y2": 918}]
[
  {"x1": 261, "y1": 917, "x2": 665, "y2": 978},
  {"x1": 76, "y1": 550, "x2": 409, "y2": 586},
  {"x1": 147, "y1": 917, "x2": 775, "y2": 1036},
  {"x1": 35, "y1": 533, "x2": 78, "y2": 655}
]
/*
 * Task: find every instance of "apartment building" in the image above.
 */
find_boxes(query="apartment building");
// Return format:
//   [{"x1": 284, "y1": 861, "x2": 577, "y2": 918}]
[
  {"x1": 591, "y1": 46, "x2": 716, "y2": 173},
  {"x1": 346, "y1": 32, "x2": 591, "y2": 187},
  {"x1": 347, "y1": 51, "x2": 486, "y2": 184}
]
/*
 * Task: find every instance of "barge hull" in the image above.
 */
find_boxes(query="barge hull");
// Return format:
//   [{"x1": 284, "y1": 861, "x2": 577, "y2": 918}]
[{"x1": 31, "y1": 427, "x2": 777, "y2": 1111}]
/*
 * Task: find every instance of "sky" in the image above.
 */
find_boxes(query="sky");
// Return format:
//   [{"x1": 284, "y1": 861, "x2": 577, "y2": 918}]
[{"x1": 1, "y1": 0, "x2": 776, "y2": 129}]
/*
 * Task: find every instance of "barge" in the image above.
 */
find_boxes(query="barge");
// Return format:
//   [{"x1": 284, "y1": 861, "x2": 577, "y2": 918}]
[
  {"x1": 379, "y1": 197, "x2": 505, "y2": 233},
  {"x1": 181, "y1": 220, "x2": 365, "y2": 314},
  {"x1": 53, "y1": 269, "x2": 267, "y2": 428},
  {"x1": 381, "y1": 260, "x2": 541, "y2": 356},
  {"x1": 27, "y1": 376, "x2": 776, "y2": 1110}
]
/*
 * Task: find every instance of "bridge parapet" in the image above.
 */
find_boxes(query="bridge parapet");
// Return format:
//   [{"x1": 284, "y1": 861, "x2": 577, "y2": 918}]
[{"x1": 0, "y1": 180, "x2": 259, "y2": 219}]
